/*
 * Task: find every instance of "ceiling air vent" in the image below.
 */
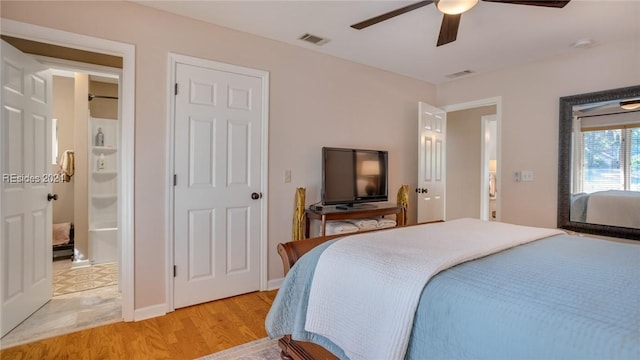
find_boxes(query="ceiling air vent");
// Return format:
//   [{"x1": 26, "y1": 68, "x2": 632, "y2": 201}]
[
  {"x1": 299, "y1": 33, "x2": 329, "y2": 46},
  {"x1": 445, "y1": 70, "x2": 475, "y2": 79}
]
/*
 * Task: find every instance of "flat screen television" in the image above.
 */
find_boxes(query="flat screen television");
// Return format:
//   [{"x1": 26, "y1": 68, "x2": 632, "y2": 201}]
[{"x1": 321, "y1": 147, "x2": 388, "y2": 208}]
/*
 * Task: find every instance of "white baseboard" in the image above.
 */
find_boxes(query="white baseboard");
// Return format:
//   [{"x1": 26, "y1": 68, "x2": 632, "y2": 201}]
[
  {"x1": 134, "y1": 282, "x2": 281, "y2": 321},
  {"x1": 267, "y1": 277, "x2": 283, "y2": 290},
  {"x1": 133, "y1": 303, "x2": 167, "y2": 321}
]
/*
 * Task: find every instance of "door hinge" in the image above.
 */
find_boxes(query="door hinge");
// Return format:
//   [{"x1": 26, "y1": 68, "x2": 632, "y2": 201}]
[
  {"x1": 173, "y1": 265, "x2": 177, "y2": 277},
  {"x1": 174, "y1": 83, "x2": 178, "y2": 95},
  {"x1": 173, "y1": 174, "x2": 177, "y2": 186}
]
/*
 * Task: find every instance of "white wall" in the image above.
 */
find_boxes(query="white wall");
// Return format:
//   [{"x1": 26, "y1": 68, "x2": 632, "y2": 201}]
[
  {"x1": 1, "y1": 1, "x2": 436, "y2": 310},
  {"x1": 52, "y1": 76, "x2": 75, "y2": 225},
  {"x1": 437, "y1": 39, "x2": 640, "y2": 228},
  {"x1": 73, "y1": 73, "x2": 89, "y2": 259}
]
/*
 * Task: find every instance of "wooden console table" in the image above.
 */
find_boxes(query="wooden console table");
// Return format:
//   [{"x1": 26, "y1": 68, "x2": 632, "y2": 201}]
[{"x1": 304, "y1": 204, "x2": 406, "y2": 238}]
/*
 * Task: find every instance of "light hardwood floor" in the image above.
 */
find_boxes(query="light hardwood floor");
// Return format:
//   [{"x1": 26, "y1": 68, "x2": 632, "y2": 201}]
[{"x1": 0, "y1": 290, "x2": 278, "y2": 360}]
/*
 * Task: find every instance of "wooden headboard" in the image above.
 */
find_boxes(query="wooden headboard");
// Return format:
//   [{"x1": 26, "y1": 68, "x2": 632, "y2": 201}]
[{"x1": 277, "y1": 233, "x2": 346, "y2": 276}]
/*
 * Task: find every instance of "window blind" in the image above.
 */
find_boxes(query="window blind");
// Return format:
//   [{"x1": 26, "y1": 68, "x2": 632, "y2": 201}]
[{"x1": 579, "y1": 110, "x2": 640, "y2": 130}]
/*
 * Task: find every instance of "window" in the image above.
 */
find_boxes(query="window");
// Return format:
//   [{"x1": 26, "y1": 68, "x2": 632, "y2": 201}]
[{"x1": 580, "y1": 125, "x2": 639, "y2": 192}]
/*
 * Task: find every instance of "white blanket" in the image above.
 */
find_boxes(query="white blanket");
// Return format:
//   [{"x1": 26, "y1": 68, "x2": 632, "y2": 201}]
[
  {"x1": 305, "y1": 218, "x2": 564, "y2": 360},
  {"x1": 376, "y1": 218, "x2": 396, "y2": 228},
  {"x1": 346, "y1": 218, "x2": 378, "y2": 230},
  {"x1": 324, "y1": 221, "x2": 359, "y2": 236}
]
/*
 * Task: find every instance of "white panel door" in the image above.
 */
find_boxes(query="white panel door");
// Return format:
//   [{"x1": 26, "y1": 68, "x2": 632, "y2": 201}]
[
  {"x1": 1, "y1": 40, "x2": 53, "y2": 337},
  {"x1": 173, "y1": 62, "x2": 263, "y2": 308},
  {"x1": 417, "y1": 102, "x2": 446, "y2": 223}
]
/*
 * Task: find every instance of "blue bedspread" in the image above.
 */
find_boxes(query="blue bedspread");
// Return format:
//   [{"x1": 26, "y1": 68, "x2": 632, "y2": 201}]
[{"x1": 266, "y1": 234, "x2": 640, "y2": 359}]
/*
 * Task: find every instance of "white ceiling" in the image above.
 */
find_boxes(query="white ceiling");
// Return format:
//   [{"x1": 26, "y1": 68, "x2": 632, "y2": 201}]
[{"x1": 135, "y1": 0, "x2": 640, "y2": 84}]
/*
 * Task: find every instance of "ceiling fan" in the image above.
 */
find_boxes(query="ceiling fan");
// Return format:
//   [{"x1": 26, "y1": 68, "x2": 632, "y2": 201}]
[
  {"x1": 575, "y1": 99, "x2": 640, "y2": 115},
  {"x1": 351, "y1": 0, "x2": 570, "y2": 47}
]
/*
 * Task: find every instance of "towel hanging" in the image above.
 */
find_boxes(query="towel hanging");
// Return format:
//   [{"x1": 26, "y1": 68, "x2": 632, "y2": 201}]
[{"x1": 58, "y1": 150, "x2": 75, "y2": 182}]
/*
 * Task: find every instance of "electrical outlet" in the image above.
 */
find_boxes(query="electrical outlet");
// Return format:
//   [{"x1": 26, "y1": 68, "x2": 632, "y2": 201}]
[
  {"x1": 513, "y1": 171, "x2": 521, "y2": 182},
  {"x1": 522, "y1": 170, "x2": 533, "y2": 182},
  {"x1": 284, "y1": 170, "x2": 291, "y2": 183}
]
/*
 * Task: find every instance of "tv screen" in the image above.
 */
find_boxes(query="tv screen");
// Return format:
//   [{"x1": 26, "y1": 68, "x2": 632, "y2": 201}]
[{"x1": 322, "y1": 147, "x2": 388, "y2": 207}]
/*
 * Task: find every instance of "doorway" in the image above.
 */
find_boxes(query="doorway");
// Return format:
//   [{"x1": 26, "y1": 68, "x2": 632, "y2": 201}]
[
  {"x1": 0, "y1": 51, "x2": 123, "y2": 348},
  {"x1": 443, "y1": 97, "x2": 501, "y2": 221},
  {"x1": 0, "y1": 19, "x2": 135, "y2": 336},
  {"x1": 482, "y1": 114, "x2": 498, "y2": 221},
  {"x1": 48, "y1": 70, "x2": 121, "y2": 267}
]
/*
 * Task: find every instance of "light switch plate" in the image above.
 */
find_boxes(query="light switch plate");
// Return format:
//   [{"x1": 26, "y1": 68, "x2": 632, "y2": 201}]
[{"x1": 522, "y1": 170, "x2": 533, "y2": 182}]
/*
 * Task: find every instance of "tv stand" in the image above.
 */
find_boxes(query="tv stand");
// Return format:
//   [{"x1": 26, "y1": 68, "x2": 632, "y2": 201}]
[{"x1": 304, "y1": 203, "x2": 405, "y2": 238}]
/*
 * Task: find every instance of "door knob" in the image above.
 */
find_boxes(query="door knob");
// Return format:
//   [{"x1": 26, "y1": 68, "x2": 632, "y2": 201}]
[
  {"x1": 251, "y1": 192, "x2": 262, "y2": 200},
  {"x1": 47, "y1": 193, "x2": 58, "y2": 201},
  {"x1": 415, "y1": 188, "x2": 428, "y2": 194}
]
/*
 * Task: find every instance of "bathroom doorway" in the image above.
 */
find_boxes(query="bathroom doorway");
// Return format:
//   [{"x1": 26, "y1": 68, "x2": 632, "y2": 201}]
[
  {"x1": 443, "y1": 97, "x2": 501, "y2": 222},
  {"x1": 1, "y1": 63, "x2": 123, "y2": 349},
  {"x1": 50, "y1": 71, "x2": 121, "y2": 267},
  {"x1": 482, "y1": 114, "x2": 498, "y2": 221},
  {"x1": 0, "y1": 21, "x2": 134, "y2": 346}
]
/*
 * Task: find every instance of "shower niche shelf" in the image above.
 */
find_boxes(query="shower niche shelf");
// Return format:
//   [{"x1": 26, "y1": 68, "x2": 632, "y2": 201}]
[
  {"x1": 91, "y1": 194, "x2": 117, "y2": 201},
  {"x1": 88, "y1": 115, "x2": 119, "y2": 264},
  {"x1": 92, "y1": 146, "x2": 117, "y2": 154},
  {"x1": 92, "y1": 171, "x2": 117, "y2": 176}
]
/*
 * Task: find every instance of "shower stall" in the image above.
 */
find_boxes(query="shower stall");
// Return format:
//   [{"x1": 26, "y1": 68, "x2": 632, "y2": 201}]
[{"x1": 88, "y1": 115, "x2": 118, "y2": 264}]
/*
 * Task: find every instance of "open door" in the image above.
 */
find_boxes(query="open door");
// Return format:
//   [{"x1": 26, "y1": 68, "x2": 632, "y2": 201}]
[
  {"x1": 1, "y1": 40, "x2": 53, "y2": 337},
  {"x1": 417, "y1": 102, "x2": 446, "y2": 223}
]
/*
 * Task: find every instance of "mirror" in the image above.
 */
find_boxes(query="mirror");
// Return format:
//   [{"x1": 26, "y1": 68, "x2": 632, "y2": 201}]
[{"x1": 558, "y1": 85, "x2": 640, "y2": 240}]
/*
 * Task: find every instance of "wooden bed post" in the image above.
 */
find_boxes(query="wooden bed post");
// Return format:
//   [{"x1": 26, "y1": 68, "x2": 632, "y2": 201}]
[
  {"x1": 278, "y1": 335, "x2": 294, "y2": 360},
  {"x1": 278, "y1": 335, "x2": 338, "y2": 360}
]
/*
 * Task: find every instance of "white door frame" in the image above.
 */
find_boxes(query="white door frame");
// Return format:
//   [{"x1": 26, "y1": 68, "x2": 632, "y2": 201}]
[
  {"x1": 442, "y1": 96, "x2": 502, "y2": 222},
  {"x1": 1, "y1": 19, "x2": 136, "y2": 321},
  {"x1": 166, "y1": 53, "x2": 269, "y2": 312}
]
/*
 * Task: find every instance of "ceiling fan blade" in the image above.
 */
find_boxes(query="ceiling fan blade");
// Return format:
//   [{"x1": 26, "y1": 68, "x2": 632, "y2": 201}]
[
  {"x1": 574, "y1": 100, "x2": 619, "y2": 114},
  {"x1": 437, "y1": 14, "x2": 461, "y2": 47},
  {"x1": 482, "y1": 0, "x2": 570, "y2": 8},
  {"x1": 351, "y1": 0, "x2": 434, "y2": 30}
]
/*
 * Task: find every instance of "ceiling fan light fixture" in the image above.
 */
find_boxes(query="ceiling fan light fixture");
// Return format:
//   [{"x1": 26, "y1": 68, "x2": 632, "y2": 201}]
[
  {"x1": 435, "y1": 0, "x2": 479, "y2": 15},
  {"x1": 620, "y1": 100, "x2": 640, "y2": 110}
]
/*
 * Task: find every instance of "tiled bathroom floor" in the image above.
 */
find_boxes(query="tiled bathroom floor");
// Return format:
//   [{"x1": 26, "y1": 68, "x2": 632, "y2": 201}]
[{"x1": 0, "y1": 261, "x2": 122, "y2": 350}]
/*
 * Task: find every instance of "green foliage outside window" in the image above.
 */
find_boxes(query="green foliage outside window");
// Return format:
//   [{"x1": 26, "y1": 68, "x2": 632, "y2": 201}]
[{"x1": 582, "y1": 126, "x2": 639, "y2": 192}]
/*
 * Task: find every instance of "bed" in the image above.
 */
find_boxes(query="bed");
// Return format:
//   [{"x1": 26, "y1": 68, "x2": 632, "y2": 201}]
[
  {"x1": 266, "y1": 218, "x2": 640, "y2": 360},
  {"x1": 571, "y1": 190, "x2": 640, "y2": 228}
]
